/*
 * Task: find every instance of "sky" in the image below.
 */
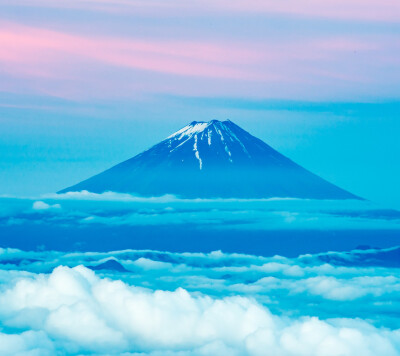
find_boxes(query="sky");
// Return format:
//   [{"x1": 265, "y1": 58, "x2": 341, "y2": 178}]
[{"x1": 0, "y1": 0, "x2": 399, "y2": 207}]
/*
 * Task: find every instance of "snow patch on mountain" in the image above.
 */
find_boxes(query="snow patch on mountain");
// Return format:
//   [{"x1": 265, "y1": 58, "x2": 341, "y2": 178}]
[
  {"x1": 167, "y1": 121, "x2": 209, "y2": 140},
  {"x1": 193, "y1": 134, "x2": 202, "y2": 170}
]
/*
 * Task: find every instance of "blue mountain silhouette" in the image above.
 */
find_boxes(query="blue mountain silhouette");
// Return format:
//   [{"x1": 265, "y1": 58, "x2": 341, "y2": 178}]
[{"x1": 59, "y1": 120, "x2": 360, "y2": 199}]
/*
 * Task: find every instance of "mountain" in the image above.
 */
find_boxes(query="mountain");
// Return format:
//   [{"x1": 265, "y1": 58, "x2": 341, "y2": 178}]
[{"x1": 59, "y1": 120, "x2": 360, "y2": 200}]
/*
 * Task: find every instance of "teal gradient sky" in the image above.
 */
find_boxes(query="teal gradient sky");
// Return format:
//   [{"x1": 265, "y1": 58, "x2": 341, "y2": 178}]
[{"x1": 0, "y1": 1, "x2": 399, "y2": 207}]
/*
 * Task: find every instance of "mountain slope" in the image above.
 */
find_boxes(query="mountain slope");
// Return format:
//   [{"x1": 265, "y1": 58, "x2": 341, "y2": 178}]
[{"x1": 59, "y1": 120, "x2": 360, "y2": 199}]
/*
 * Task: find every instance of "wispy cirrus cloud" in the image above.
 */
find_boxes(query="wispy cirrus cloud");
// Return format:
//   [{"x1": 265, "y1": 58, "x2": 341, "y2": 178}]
[
  {"x1": 0, "y1": 22, "x2": 261, "y2": 80},
  {"x1": 0, "y1": 21, "x2": 397, "y2": 100}
]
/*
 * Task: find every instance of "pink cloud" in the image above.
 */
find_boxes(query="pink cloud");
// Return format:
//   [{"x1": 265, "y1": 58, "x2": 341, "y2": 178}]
[
  {"x1": 0, "y1": 21, "x2": 398, "y2": 101},
  {"x1": 0, "y1": 22, "x2": 385, "y2": 79},
  {"x1": 0, "y1": 22, "x2": 266, "y2": 81}
]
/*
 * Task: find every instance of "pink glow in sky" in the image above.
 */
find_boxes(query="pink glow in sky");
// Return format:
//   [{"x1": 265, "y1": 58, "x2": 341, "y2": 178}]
[
  {"x1": 0, "y1": 0, "x2": 399, "y2": 100},
  {"x1": 0, "y1": 23, "x2": 261, "y2": 79}
]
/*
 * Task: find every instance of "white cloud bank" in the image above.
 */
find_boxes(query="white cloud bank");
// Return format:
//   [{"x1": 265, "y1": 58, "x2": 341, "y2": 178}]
[{"x1": 0, "y1": 265, "x2": 399, "y2": 355}]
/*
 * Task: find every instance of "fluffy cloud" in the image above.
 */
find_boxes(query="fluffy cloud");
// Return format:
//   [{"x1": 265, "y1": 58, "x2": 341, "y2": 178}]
[
  {"x1": 32, "y1": 201, "x2": 61, "y2": 211},
  {"x1": 0, "y1": 330, "x2": 54, "y2": 356},
  {"x1": 0, "y1": 247, "x2": 400, "y2": 354},
  {"x1": 0, "y1": 265, "x2": 399, "y2": 355}
]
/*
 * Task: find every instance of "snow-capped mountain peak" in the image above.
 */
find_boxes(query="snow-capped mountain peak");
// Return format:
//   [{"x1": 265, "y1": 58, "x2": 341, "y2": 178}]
[
  {"x1": 59, "y1": 119, "x2": 360, "y2": 200},
  {"x1": 164, "y1": 120, "x2": 253, "y2": 170},
  {"x1": 167, "y1": 121, "x2": 210, "y2": 140},
  {"x1": 167, "y1": 120, "x2": 236, "y2": 144}
]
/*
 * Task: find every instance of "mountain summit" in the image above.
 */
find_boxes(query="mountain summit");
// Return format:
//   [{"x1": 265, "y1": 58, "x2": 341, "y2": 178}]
[{"x1": 59, "y1": 120, "x2": 359, "y2": 199}]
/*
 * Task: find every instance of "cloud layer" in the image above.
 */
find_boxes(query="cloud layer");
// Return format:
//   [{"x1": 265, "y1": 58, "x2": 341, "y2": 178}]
[
  {"x1": 1, "y1": 194, "x2": 399, "y2": 255},
  {"x1": 0, "y1": 246, "x2": 400, "y2": 355},
  {"x1": 2, "y1": 193, "x2": 399, "y2": 230}
]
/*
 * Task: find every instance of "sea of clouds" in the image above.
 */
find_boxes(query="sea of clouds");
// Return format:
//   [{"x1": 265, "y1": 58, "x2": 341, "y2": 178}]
[
  {"x1": 0, "y1": 192, "x2": 400, "y2": 355},
  {"x1": 0, "y1": 246, "x2": 400, "y2": 355},
  {"x1": 1, "y1": 191, "x2": 400, "y2": 231}
]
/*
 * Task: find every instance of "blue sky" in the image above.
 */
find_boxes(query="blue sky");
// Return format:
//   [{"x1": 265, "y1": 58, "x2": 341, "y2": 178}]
[{"x1": 0, "y1": 0, "x2": 399, "y2": 208}]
